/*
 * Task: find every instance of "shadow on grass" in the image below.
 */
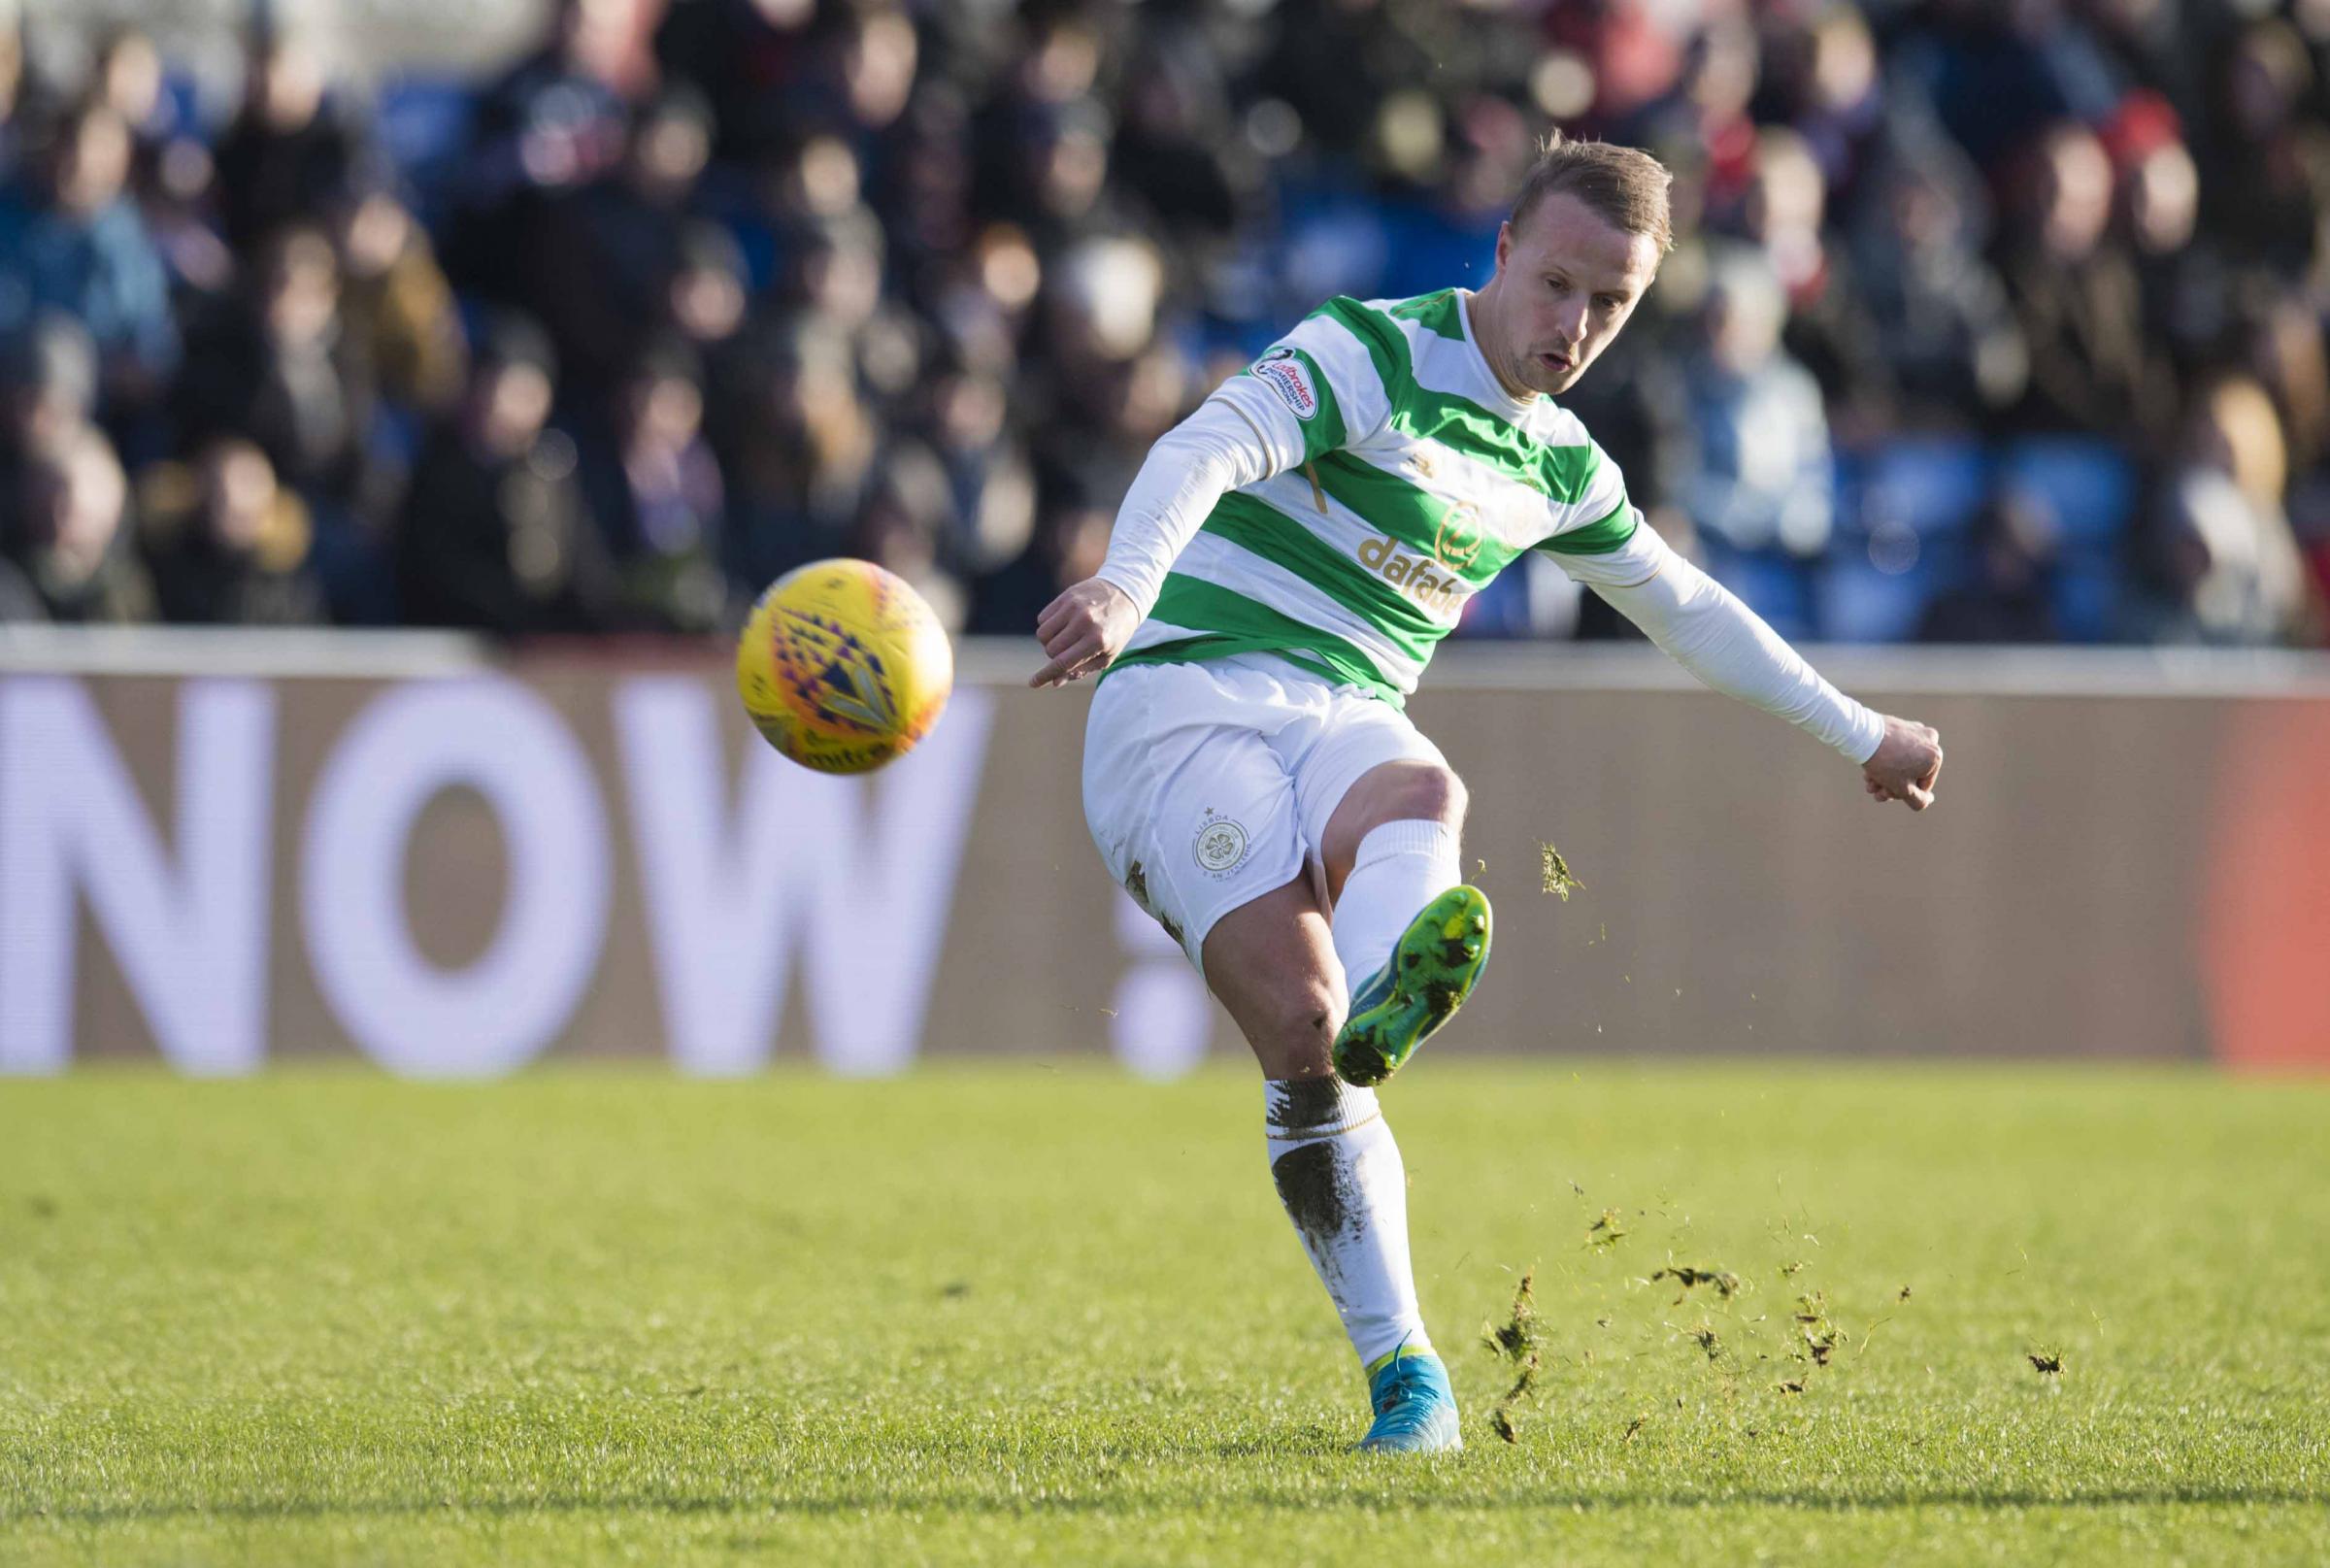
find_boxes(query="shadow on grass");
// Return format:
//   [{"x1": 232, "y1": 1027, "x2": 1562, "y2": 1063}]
[{"x1": 25, "y1": 1485, "x2": 2328, "y2": 1528}]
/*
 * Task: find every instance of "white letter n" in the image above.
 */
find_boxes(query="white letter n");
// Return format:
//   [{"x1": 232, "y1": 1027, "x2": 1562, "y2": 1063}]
[{"x1": 0, "y1": 677, "x2": 276, "y2": 1074}]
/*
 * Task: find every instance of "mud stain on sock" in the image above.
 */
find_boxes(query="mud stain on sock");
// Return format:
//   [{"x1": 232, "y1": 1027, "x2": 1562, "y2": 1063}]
[
  {"x1": 1265, "y1": 1077, "x2": 1350, "y2": 1138},
  {"x1": 1271, "y1": 1141, "x2": 1354, "y2": 1244}
]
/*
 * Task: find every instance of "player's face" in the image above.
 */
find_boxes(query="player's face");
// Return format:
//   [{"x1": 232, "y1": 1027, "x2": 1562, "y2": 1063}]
[{"x1": 1481, "y1": 192, "x2": 1661, "y2": 398}]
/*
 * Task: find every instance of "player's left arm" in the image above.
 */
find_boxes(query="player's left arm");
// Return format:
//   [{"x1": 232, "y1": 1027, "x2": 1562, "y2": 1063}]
[{"x1": 1554, "y1": 516, "x2": 1945, "y2": 811}]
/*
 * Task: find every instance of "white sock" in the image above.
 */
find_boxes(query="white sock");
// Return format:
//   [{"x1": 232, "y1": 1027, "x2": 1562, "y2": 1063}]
[
  {"x1": 1264, "y1": 1076, "x2": 1432, "y2": 1369},
  {"x1": 1331, "y1": 819, "x2": 1460, "y2": 992}
]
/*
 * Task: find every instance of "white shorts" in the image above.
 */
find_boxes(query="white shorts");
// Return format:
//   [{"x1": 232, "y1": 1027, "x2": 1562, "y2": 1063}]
[{"x1": 1082, "y1": 653, "x2": 1448, "y2": 973}]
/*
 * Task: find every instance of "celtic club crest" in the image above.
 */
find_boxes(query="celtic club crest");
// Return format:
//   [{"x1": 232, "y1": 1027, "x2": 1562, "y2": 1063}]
[{"x1": 1434, "y1": 502, "x2": 1484, "y2": 570}]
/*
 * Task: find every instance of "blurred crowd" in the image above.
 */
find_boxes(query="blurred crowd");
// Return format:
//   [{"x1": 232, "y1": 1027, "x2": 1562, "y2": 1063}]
[{"x1": 3, "y1": 0, "x2": 2328, "y2": 646}]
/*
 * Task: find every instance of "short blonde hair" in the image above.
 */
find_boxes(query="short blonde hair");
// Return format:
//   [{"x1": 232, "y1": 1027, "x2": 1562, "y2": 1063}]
[{"x1": 1510, "y1": 132, "x2": 1675, "y2": 254}]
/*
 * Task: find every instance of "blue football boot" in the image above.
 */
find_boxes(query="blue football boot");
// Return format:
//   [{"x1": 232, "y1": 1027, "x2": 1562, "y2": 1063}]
[{"x1": 1357, "y1": 1349, "x2": 1463, "y2": 1453}]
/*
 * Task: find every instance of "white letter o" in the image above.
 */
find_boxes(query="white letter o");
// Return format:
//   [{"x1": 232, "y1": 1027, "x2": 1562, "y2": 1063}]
[{"x1": 302, "y1": 679, "x2": 609, "y2": 1077}]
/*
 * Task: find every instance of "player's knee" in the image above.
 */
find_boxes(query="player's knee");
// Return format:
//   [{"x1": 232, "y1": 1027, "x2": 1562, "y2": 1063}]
[
  {"x1": 1388, "y1": 764, "x2": 1467, "y2": 828},
  {"x1": 1252, "y1": 975, "x2": 1342, "y2": 1059},
  {"x1": 1435, "y1": 768, "x2": 1470, "y2": 828}
]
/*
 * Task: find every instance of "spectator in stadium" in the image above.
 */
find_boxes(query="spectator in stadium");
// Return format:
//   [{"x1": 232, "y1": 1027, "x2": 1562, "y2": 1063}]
[
  {"x1": 716, "y1": 315, "x2": 882, "y2": 589},
  {"x1": 127, "y1": 120, "x2": 236, "y2": 303},
  {"x1": 1734, "y1": 124, "x2": 1883, "y2": 435},
  {"x1": 1108, "y1": 36, "x2": 1252, "y2": 256},
  {"x1": 1, "y1": 422, "x2": 152, "y2": 623},
  {"x1": 853, "y1": 438, "x2": 967, "y2": 633},
  {"x1": 666, "y1": 219, "x2": 749, "y2": 368},
  {"x1": 334, "y1": 186, "x2": 466, "y2": 416},
  {"x1": 0, "y1": 314, "x2": 99, "y2": 511},
  {"x1": 915, "y1": 348, "x2": 1037, "y2": 602},
  {"x1": 2115, "y1": 112, "x2": 2223, "y2": 387},
  {"x1": 2205, "y1": 19, "x2": 2330, "y2": 284},
  {"x1": 2129, "y1": 374, "x2": 2314, "y2": 645},
  {"x1": 824, "y1": 5, "x2": 919, "y2": 144},
  {"x1": 521, "y1": 84, "x2": 718, "y2": 401},
  {"x1": 1763, "y1": 4, "x2": 1886, "y2": 202},
  {"x1": 1999, "y1": 121, "x2": 2171, "y2": 445},
  {"x1": 174, "y1": 224, "x2": 377, "y2": 518},
  {"x1": 1680, "y1": 245, "x2": 1834, "y2": 560},
  {"x1": 1844, "y1": 136, "x2": 2027, "y2": 433},
  {"x1": 0, "y1": 28, "x2": 21, "y2": 175},
  {"x1": 89, "y1": 27, "x2": 178, "y2": 179},
  {"x1": 449, "y1": 0, "x2": 651, "y2": 301},
  {"x1": 212, "y1": 35, "x2": 370, "y2": 255},
  {"x1": 395, "y1": 314, "x2": 619, "y2": 634},
  {"x1": 0, "y1": 98, "x2": 179, "y2": 430},
  {"x1": 139, "y1": 436, "x2": 326, "y2": 625},
  {"x1": 577, "y1": 336, "x2": 732, "y2": 632},
  {"x1": 652, "y1": 0, "x2": 815, "y2": 168}
]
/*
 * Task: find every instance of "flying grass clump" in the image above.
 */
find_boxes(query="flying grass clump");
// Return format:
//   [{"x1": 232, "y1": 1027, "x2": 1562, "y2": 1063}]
[
  {"x1": 1481, "y1": 1269, "x2": 1544, "y2": 1444},
  {"x1": 1538, "y1": 842, "x2": 1585, "y2": 900},
  {"x1": 1651, "y1": 1265, "x2": 1743, "y2": 1303}
]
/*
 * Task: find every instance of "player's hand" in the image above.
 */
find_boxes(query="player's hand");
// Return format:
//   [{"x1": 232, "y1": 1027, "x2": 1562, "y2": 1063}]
[
  {"x1": 1862, "y1": 715, "x2": 1944, "y2": 811},
  {"x1": 1031, "y1": 577, "x2": 1140, "y2": 688}
]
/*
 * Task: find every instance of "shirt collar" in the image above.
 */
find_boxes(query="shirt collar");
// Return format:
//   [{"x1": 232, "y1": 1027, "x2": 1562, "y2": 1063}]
[{"x1": 1454, "y1": 287, "x2": 1538, "y2": 422}]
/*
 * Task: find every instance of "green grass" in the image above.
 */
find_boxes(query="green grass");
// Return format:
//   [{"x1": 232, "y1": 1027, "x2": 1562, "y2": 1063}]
[{"x1": 2, "y1": 1064, "x2": 2325, "y2": 1565}]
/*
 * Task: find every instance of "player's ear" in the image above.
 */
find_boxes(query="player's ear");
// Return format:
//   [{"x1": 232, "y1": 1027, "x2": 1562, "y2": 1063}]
[{"x1": 1493, "y1": 220, "x2": 1513, "y2": 271}]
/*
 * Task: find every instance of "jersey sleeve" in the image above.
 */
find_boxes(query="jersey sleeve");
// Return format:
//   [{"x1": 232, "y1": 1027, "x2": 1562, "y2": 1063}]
[
  {"x1": 1532, "y1": 437, "x2": 1639, "y2": 575},
  {"x1": 1571, "y1": 522, "x2": 1886, "y2": 762},
  {"x1": 1209, "y1": 299, "x2": 1397, "y2": 468}
]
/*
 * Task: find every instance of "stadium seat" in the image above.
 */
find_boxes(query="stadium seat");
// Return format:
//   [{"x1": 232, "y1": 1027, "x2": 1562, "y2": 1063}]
[
  {"x1": 1818, "y1": 545, "x2": 1948, "y2": 643},
  {"x1": 374, "y1": 78, "x2": 476, "y2": 217},
  {"x1": 1851, "y1": 437, "x2": 1989, "y2": 540},
  {"x1": 1702, "y1": 541, "x2": 1817, "y2": 642},
  {"x1": 2000, "y1": 437, "x2": 2135, "y2": 546}
]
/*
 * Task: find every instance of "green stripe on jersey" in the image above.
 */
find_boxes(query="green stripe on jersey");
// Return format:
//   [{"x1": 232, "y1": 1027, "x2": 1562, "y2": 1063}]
[
  {"x1": 1536, "y1": 499, "x2": 1637, "y2": 556},
  {"x1": 1106, "y1": 576, "x2": 1404, "y2": 704},
  {"x1": 1310, "y1": 452, "x2": 1522, "y2": 587},
  {"x1": 1204, "y1": 492, "x2": 1446, "y2": 652},
  {"x1": 1313, "y1": 296, "x2": 1602, "y2": 505},
  {"x1": 1389, "y1": 288, "x2": 1466, "y2": 341}
]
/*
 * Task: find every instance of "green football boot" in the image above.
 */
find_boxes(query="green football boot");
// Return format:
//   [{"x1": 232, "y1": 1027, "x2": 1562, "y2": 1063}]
[{"x1": 1332, "y1": 885, "x2": 1492, "y2": 1088}]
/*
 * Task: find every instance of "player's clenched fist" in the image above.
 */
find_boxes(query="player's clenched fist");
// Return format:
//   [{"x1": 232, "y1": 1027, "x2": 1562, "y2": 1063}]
[
  {"x1": 1030, "y1": 577, "x2": 1140, "y2": 688},
  {"x1": 1862, "y1": 715, "x2": 1945, "y2": 811}
]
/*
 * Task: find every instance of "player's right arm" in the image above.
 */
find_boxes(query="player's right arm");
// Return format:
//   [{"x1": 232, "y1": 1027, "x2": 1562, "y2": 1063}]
[
  {"x1": 1028, "y1": 394, "x2": 1274, "y2": 687},
  {"x1": 1031, "y1": 308, "x2": 1390, "y2": 687}
]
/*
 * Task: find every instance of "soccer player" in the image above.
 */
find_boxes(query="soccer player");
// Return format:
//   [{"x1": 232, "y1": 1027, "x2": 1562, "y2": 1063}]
[{"x1": 1030, "y1": 136, "x2": 1945, "y2": 1453}]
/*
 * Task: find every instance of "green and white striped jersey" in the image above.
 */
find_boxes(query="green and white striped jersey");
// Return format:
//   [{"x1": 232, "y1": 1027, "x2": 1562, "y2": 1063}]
[{"x1": 1106, "y1": 288, "x2": 1646, "y2": 705}]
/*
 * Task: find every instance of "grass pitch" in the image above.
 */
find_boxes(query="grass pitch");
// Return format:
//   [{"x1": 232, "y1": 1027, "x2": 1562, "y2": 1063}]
[{"x1": 2, "y1": 1063, "x2": 2325, "y2": 1566}]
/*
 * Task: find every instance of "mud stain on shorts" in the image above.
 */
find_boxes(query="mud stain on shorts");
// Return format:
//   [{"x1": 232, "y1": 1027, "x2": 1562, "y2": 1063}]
[{"x1": 1122, "y1": 860, "x2": 1186, "y2": 947}]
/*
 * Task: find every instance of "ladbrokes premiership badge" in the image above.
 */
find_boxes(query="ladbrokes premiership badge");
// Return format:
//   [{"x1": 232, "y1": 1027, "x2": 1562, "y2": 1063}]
[{"x1": 1252, "y1": 347, "x2": 1319, "y2": 422}]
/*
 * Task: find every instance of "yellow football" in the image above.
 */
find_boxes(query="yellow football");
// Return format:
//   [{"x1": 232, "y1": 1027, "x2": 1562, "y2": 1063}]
[{"x1": 735, "y1": 558, "x2": 954, "y2": 774}]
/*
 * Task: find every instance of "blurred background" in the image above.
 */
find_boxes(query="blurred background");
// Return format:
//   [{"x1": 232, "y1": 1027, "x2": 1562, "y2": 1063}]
[
  {"x1": 5, "y1": 0, "x2": 2330, "y2": 649},
  {"x1": 4, "y1": 0, "x2": 2329, "y2": 1082}
]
